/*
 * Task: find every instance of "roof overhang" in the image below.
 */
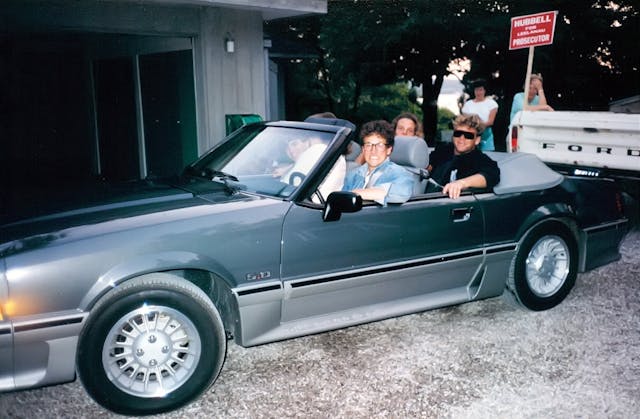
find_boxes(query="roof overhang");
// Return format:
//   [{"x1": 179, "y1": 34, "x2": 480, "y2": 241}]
[
  {"x1": 130, "y1": 0, "x2": 327, "y2": 20},
  {"x1": 1, "y1": 0, "x2": 327, "y2": 35}
]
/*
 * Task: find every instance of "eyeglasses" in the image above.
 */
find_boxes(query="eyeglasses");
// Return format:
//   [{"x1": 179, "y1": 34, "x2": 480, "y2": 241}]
[
  {"x1": 453, "y1": 130, "x2": 477, "y2": 140},
  {"x1": 362, "y1": 142, "x2": 388, "y2": 151}
]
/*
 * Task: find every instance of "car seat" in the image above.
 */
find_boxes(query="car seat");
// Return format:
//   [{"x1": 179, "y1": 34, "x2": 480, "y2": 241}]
[
  {"x1": 345, "y1": 141, "x2": 362, "y2": 171},
  {"x1": 390, "y1": 136, "x2": 430, "y2": 195}
]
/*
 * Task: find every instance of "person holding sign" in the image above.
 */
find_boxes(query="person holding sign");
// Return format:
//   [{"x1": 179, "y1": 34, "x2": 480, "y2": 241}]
[{"x1": 509, "y1": 73, "x2": 554, "y2": 122}]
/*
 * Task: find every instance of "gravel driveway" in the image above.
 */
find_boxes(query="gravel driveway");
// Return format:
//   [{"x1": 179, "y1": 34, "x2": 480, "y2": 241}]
[{"x1": 2, "y1": 229, "x2": 639, "y2": 419}]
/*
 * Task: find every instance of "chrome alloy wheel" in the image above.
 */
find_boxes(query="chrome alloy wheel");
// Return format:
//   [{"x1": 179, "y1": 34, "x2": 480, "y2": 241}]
[
  {"x1": 525, "y1": 235, "x2": 570, "y2": 298},
  {"x1": 102, "y1": 304, "x2": 202, "y2": 397}
]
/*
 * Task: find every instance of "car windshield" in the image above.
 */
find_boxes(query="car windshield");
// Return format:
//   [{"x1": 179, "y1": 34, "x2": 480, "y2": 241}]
[{"x1": 187, "y1": 125, "x2": 337, "y2": 198}]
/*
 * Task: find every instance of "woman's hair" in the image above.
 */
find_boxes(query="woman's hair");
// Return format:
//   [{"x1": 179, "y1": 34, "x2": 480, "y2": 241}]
[
  {"x1": 359, "y1": 120, "x2": 395, "y2": 146},
  {"x1": 530, "y1": 73, "x2": 543, "y2": 82},
  {"x1": 391, "y1": 112, "x2": 422, "y2": 137},
  {"x1": 452, "y1": 114, "x2": 485, "y2": 135},
  {"x1": 523, "y1": 73, "x2": 544, "y2": 88},
  {"x1": 307, "y1": 111, "x2": 337, "y2": 119},
  {"x1": 471, "y1": 78, "x2": 488, "y2": 90}
]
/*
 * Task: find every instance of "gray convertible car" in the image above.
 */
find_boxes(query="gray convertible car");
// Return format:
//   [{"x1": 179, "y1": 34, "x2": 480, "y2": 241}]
[{"x1": 0, "y1": 118, "x2": 630, "y2": 415}]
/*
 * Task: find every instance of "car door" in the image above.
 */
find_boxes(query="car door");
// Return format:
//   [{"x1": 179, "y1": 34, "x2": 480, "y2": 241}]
[{"x1": 280, "y1": 193, "x2": 485, "y2": 324}]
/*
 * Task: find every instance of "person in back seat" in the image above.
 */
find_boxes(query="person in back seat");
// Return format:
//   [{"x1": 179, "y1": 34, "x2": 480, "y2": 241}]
[
  {"x1": 427, "y1": 114, "x2": 500, "y2": 199},
  {"x1": 392, "y1": 112, "x2": 423, "y2": 138},
  {"x1": 343, "y1": 120, "x2": 413, "y2": 205}
]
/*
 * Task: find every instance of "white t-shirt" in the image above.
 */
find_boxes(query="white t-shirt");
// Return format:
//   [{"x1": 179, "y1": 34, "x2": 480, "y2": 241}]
[
  {"x1": 282, "y1": 143, "x2": 346, "y2": 202},
  {"x1": 282, "y1": 144, "x2": 327, "y2": 186},
  {"x1": 461, "y1": 98, "x2": 499, "y2": 123},
  {"x1": 318, "y1": 155, "x2": 346, "y2": 201}
]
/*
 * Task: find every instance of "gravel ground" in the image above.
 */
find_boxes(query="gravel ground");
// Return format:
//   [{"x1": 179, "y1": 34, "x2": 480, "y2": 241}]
[{"x1": 2, "y1": 229, "x2": 639, "y2": 419}]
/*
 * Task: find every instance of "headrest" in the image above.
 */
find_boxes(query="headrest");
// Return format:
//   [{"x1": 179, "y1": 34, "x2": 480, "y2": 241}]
[
  {"x1": 345, "y1": 141, "x2": 361, "y2": 161},
  {"x1": 390, "y1": 136, "x2": 429, "y2": 168}
]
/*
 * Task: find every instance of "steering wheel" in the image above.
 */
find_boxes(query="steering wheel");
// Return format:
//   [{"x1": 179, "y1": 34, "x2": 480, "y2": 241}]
[{"x1": 288, "y1": 171, "x2": 306, "y2": 186}]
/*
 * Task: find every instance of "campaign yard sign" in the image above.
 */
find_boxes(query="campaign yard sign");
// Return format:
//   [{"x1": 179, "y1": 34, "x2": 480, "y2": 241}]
[{"x1": 510, "y1": 11, "x2": 557, "y2": 50}]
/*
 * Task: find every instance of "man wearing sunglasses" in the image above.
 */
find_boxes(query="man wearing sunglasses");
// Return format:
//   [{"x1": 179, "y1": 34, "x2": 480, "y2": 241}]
[
  {"x1": 427, "y1": 114, "x2": 500, "y2": 199},
  {"x1": 343, "y1": 120, "x2": 414, "y2": 205}
]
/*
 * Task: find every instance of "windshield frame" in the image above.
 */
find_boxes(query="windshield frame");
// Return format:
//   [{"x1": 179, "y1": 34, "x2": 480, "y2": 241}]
[{"x1": 185, "y1": 121, "x2": 353, "y2": 202}]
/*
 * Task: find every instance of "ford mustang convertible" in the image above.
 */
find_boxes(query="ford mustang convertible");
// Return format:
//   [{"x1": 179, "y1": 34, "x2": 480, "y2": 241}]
[{"x1": 0, "y1": 118, "x2": 630, "y2": 415}]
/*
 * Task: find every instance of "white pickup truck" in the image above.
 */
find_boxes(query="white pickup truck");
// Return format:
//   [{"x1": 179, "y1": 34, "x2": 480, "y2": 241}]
[{"x1": 507, "y1": 110, "x2": 640, "y2": 180}]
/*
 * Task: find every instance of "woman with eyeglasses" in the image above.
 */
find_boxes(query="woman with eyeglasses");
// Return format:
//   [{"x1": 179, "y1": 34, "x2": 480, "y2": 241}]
[
  {"x1": 342, "y1": 120, "x2": 414, "y2": 205},
  {"x1": 426, "y1": 114, "x2": 500, "y2": 199},
  {"x1": 353, "y1": 112, "x2": 423, "y2": 166}
]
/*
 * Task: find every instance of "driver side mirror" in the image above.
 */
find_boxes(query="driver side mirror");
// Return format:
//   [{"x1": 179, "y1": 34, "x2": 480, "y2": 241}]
[{"x1": 323, "y1": 191, "x2": 362, "y2": 222}]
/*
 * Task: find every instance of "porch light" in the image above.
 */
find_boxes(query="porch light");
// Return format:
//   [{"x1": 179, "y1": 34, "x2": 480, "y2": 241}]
[{"x1": 225, "y1": 33, "x2": 235, "y2": 53}]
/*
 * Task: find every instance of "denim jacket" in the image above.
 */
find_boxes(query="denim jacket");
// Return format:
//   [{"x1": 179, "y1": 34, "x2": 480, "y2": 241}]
[{"x1": 342, "y1": 159, "x2": 414, "y2": 205}]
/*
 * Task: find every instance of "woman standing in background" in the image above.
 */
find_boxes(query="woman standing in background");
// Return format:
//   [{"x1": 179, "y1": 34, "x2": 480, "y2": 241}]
[
  {"x1": 509, "y1": 73, "x2": 553, "y2": 122},
  {"x1": 461, "y1": 79, "x2": 498, "y2": 151}
]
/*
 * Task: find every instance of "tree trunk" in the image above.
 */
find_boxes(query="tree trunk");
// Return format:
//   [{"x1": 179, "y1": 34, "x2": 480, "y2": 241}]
[
  {"x1": 351, "y1": 79, "x2": 362, "y2": 116},
  {"x1": 317, "y1": 52, "x2": 336, "y2": 114},
  {"x1": 419, "y1": 74, "x2": 445, "y2": 147}
]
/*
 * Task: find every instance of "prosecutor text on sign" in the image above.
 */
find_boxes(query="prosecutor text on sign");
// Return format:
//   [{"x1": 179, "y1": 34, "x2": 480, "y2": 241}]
[{"x1": 509, "y1": 11, "x2": 557, "y2": 50}]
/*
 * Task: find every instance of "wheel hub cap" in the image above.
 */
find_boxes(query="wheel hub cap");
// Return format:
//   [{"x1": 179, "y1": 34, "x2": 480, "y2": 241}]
[
  {"x1": 525, "y1": 235, "x2": 570, "y2": 297},
  {"x1": 102, "y1": 305, "x2": 202, "y2": 397}
]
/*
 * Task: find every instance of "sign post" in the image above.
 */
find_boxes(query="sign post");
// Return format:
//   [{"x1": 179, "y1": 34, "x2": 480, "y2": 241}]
[{"x1": 509, "y1": 11, "x2": 557, "y2": 110}]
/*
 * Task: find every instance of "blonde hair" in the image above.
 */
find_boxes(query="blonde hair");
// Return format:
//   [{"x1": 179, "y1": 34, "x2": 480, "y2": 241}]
[
  {"x1": 524, "y1": 73, "x2": 544, "y2": 88},
  {"x1": 452, "y1": 114, "x2": 485, "y2": 135},
  {"x1": 530, "y1": 73, "x2": 543, "y2": 82}
]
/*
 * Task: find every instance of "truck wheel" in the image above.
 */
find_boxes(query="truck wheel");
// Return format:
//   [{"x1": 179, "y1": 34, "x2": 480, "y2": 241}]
[
  {"x1": 77, "y1": 273, "x2": 226, "y2": 415},
  {"x1": 508, "y1": 222, "x2": 578, "y2": 311}
]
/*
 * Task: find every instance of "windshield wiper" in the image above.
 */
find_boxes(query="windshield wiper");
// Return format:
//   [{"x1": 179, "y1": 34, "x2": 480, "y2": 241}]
[
  {"x1": 209, "y1": 170, "x2": 239, "y2": 195},
  {"x1": 185, "y1": 166, "x2": 239, "y2": 194},
  {"x1": 209, "y1": 169, "x2": 239, "y2": 182},
  {"x1": 185, "y1": 166, "x2": 238, "y2": 182}
]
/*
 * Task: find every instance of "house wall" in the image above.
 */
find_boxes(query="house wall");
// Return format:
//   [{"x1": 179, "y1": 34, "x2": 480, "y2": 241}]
[
  {"x1": 1, "y1": 0, "x2": 326, "y2": 193},
  {"x1": 2, "y1": 0, "x2": 269, "y2": 155},
  {"x1": 194, "y1": 8, "x2": 267, "y2": 151}
]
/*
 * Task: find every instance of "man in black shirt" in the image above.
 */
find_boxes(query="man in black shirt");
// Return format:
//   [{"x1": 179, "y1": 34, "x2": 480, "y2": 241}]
[{"x1": 427, "y1": 114, "x2": 500, "y2": 199}]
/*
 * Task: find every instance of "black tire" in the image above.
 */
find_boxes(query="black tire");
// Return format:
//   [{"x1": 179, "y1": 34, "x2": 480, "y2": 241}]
[
  {"x1": 76, "y1": 273, "x2": 226, "y2": 415},
  {"x1": 508, "y1": 222, "x2": 578, "y2": 311}
]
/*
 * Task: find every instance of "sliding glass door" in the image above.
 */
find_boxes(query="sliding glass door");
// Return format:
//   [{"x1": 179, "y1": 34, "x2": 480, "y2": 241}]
[{"x1": 93, "y1": 46, "x2": 197, "y2": 182}]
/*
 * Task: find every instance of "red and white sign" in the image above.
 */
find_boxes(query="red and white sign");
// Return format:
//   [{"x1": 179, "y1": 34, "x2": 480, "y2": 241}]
[{"x1": 509, "y1": 11, "x2": 557, "y2": 50}]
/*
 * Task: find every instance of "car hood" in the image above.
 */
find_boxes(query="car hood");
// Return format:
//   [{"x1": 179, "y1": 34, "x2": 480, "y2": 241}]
[{"x1": 0, "y1": 177, "x2": 257, "y2": 249}]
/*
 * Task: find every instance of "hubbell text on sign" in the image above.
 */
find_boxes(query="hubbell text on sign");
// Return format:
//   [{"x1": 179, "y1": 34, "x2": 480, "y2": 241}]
[{"x1": 509, "y1": 11, "x2": 557, "y2": 50}]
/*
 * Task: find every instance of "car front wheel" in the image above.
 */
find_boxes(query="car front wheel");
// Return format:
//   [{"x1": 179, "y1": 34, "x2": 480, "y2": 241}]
[
  {"x1": 77, "y1": 273, "x2": 226, "y2": 415},
  {"x1": 508, "y1": 222, "x2": 578, "y2": 311}
]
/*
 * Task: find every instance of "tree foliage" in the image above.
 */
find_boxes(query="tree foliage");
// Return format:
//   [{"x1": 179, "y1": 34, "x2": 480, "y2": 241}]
[{"x1": 266, "y1": 0, "x2": 639, "y2": 148}]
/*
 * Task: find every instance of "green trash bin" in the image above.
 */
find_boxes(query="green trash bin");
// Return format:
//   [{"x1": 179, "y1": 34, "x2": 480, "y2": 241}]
[{"x1": 225, "y1": 114, "x2": 263, "y2": 135}]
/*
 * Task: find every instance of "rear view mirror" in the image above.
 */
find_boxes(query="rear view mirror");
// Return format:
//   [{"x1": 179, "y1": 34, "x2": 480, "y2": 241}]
[{"x1": 322, "y1": 191, "x2": 362, "y2": 222}]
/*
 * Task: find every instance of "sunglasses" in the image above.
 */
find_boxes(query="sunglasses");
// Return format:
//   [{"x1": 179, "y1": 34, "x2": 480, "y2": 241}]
[{"x1": 453, "y1": 130, "x2": 477, "y2": 140}]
